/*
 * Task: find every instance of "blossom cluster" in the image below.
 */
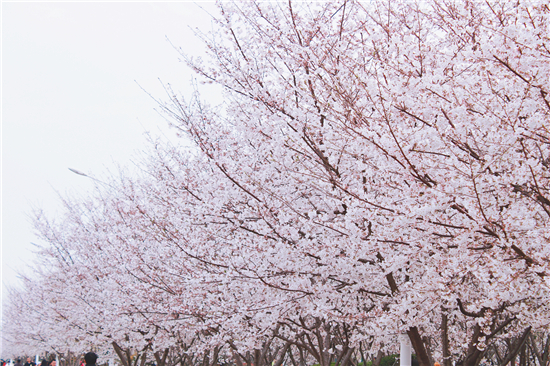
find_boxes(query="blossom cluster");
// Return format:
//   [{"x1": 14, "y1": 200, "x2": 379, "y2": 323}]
[{"x1": 3, "y1": 2, "x2": 549, "y2": 366}]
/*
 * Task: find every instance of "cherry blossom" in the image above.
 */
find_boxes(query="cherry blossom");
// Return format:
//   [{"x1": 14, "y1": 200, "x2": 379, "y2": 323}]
[{"x1": 3, "y1": 2, "x2": 549, "y2": 366}]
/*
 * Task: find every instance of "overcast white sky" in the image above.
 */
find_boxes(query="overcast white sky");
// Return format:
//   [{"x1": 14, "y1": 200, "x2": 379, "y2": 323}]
[{"x1": 2, "y1": 2, "x2": 221, "y2": 302}]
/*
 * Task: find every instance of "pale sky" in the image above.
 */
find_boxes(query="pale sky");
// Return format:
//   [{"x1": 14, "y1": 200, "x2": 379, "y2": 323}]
[{"x1": 2, "y1": 2, "x2": 221, "y2": 303}]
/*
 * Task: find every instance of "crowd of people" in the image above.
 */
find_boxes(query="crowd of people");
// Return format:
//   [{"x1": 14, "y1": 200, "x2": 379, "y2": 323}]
[{"x1": 3, "y1": 353, "x2": 98, "y2": 366}]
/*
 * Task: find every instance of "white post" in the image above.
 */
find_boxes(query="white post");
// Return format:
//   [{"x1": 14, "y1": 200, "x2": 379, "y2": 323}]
[
  {"x1": 56, "y1": 355, "x2": 59, "y2": 366},
  {"x1": 400, "y1": 333, "x2": 412, "y2": 366},
  {"x1": 35, "y1": 356, "x2": 39, "y2": 365}
]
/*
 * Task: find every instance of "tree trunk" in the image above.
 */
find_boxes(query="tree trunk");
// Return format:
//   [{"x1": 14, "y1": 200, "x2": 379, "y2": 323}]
[
  {"x1": 407, "y1": 327, "x2": 431, "y2": 366},
  {"x1": 154, "y1": 349, "x2": 169, "y2": 366},
  {"x1": 372, "y1": 350, "x2": 383, "y2": 366},
  {"x1": 287, "y1": 346, "x2": 298, "y2": 366},
  {"x1": 500, "y1": 328, "x2": 531, "y2": 366},
  {"x1": 112, "y1": 342, "x2": 130, "y2": 366},
  {"x1": 460, "y1": 324, "x2": 484, "y2": 366},
  {"x1": 441, "y1": 313, "x2": 451, "y2": 366}
]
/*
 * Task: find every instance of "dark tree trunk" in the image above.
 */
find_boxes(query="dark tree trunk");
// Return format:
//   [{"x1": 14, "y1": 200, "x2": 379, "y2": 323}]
[
  {"x1": 407, "y1": 327, "x2": 431, "y2": 366},
  {"x1": 154, "y1": 349, "x2": 169, "y2": 366},
  {"x1": 500, "y1": 328, "x2": 531, "y2": 366},
  {"x1": 372, "y1": 350, "x2": 383, "y2": 366},
  {"x1": 441, "y1": 313, "x2": 451, "y2": 366},
  {"x1": 456, "y1": 324, "x2": 484, "y2": 366}
]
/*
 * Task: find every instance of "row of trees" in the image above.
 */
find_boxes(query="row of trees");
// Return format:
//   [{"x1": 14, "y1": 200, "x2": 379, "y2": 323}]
[{"x1": 3, "y1": 1, "x2": 549, "y2": 366}]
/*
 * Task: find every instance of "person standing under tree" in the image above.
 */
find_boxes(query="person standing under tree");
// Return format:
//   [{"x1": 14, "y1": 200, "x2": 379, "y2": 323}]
[{"x1": 84, "y1": 353, "x2": 98, "y2": 366}]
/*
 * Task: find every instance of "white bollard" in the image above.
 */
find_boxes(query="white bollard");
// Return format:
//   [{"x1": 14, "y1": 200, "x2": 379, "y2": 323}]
[
  {"x1": 35, "y1": 356, "x2": 39, "y2": 365},
  {"x1": 400, "y1": 333, "x2": 412, "y2": 366}
]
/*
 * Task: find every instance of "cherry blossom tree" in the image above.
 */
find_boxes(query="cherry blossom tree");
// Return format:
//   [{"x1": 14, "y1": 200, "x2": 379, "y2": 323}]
[
  {"x1": 3, "y1": 1, "x2": 549, "y2": 366},
  {"x1": 164, "y1": 1, "x2": 550, "y2": 364}
]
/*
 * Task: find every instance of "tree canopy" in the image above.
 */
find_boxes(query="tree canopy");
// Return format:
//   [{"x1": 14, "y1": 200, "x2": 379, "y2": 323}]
[{"x1": 3, "y1": 2, "x2": 549, "y2": 366}]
